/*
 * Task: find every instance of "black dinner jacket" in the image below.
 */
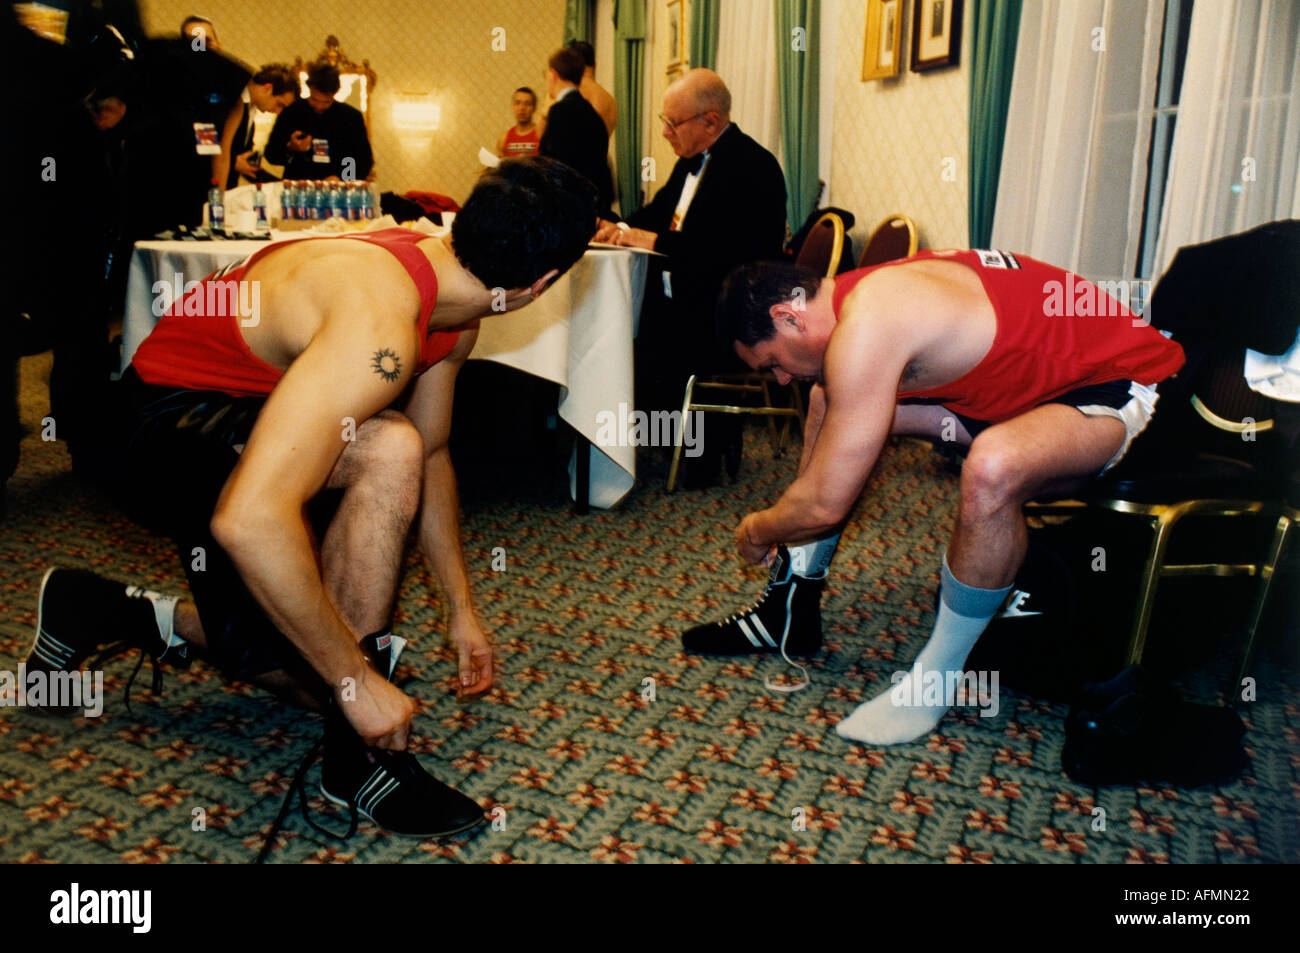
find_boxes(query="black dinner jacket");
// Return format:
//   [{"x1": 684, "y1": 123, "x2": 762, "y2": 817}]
[
  {"x1": 626, "y1": 123, "x2": 787, "y2": 321},
  {"x1": 1147, "y1": 218, "x2": 1300, "y2": 398},
  {"x1": 265, "y1": 98, "x2": 374, "y2": 181},
  {"x1": 539, "y1": 88, "x2": 614, "y2": 216}
]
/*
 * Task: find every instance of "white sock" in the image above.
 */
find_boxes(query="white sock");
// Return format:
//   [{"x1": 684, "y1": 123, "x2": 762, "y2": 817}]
[
  {"x1": 836, "y1": 555, "x2": 1010, "y2": 745},
  {"x1": 125, "y1": 585, "x2": 185, "y2": 652},
  {"x1": 786, "y1": 533, "x2": 840, "y2": 579}
]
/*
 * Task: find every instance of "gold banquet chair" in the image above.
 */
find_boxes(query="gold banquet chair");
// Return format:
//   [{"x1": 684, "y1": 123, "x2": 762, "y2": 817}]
[
  {"x1": 1024, "y1": 350, "x2": 1294, "y2": 699},
  {"x1": 858, "y1": 213, "x2": 918, "y2": 267},
  {"x1": 665, "y1": 212, "x2": 847, "y2": 490}
]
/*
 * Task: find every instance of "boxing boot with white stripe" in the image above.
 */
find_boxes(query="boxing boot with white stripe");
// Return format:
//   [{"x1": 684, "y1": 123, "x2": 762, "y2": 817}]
[
  {"x1": 681, "y1": 546, "x2": 824, "y2": 657},
  {"x1": 27, "y1": 567, "x2": 191, "y2": 713},
  {"x1": 318, "y1": 631, "x2": 485, "y2": 840}
]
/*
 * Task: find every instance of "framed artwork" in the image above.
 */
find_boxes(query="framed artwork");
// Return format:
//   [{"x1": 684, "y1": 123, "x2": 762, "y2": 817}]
[
  {"x1": 666, "y1": 0, "x2": 685, "y2": 73},
  {"x1": 862, "y1": 0, "x2": 904, "y2": 81},
  {"x1": 911, "y1": 0, "x2": 962, "y2": 71}
]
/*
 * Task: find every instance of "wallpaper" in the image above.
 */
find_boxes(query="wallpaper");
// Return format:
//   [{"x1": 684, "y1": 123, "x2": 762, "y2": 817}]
[
  {"x1": 829, "y1": 0, "x2": 971, "y2": 251},
  {"x1": 140, "y1": 0, "x2": 566, "y2": 202}
]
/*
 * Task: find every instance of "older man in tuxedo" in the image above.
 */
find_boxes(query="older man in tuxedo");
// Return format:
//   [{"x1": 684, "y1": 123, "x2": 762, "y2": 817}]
[{"x1": 595, "y1": 68, "x2": 787, "y2": 486}]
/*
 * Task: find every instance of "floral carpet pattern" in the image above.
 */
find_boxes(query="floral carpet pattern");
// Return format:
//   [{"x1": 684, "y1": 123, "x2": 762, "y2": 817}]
[{"x1": 1, "y1": 353, "x2": 1297, "y2": 864}]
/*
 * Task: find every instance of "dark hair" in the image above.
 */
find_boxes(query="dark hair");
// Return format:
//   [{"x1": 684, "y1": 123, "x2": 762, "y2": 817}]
[
  {"x1": 568, "y1": 40, "x2": 595, "y2": 68},
  {"x1": 306, "y1": 62, "x2": 340, "y2": 95},
  {"x1": 252, "y1": 63, "x2": 296, "y2": 96},
  {"x1": 513, "y1": 86, "x2": 537, "y2": 107},
  {"x1": 716, "y1": 261, "x2": 823, "y2": 348},
  {"x1": 547, "y1": 47, "x2": 585, "y2": 85},
  {"x1": 452, "y1": 157, "x2": 597, "y2": 291}
]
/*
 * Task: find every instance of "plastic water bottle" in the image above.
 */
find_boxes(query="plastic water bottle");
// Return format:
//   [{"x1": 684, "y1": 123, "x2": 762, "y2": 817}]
[
  {"x1": 329, "y1": 182, "x2": 346, "y2": 219},
  {"x1": 207, "y1": 179, "x2": 224, "y2": 231},
  {"x1": 293, "y1": 180, "x2": 309, "y2": 221},
  {"x1": 281, "y1": 181, "x2": 295, "y2": 221},
  {"x1": 360, "y1": 184, "x2": 374, "y2": 220},
  {"x1": 253, "y1": 184, "x2": 268, "y2": 233}
]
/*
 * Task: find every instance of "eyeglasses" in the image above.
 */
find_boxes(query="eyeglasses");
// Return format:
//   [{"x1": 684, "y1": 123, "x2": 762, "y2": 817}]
[{"x1": 659, "y1": 112, "x2": 705, "y2": 131}]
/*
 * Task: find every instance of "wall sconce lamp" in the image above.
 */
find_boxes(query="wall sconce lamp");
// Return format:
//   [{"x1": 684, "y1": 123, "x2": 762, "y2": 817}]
[{"x1": 392, "y1": 93, "x2": 441, "y2": 133}]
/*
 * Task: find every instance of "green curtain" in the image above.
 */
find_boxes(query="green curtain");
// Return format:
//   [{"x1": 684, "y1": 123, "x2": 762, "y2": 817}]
[
  {"x1": 613, "y1": 0, "x2": 646, "y2": 216},
  {"x1": 968, "y1": 0, "x2": 1022, "y2": 247},
  {"x1": 774, "y1": 0, "x2": 820, "y2": 230},
  {"x1": 688, "y1": 0, "x2": 721, "y2": 70},
  {"x1": 563, "y1": 0, "x2": 595, "y2": 43}
]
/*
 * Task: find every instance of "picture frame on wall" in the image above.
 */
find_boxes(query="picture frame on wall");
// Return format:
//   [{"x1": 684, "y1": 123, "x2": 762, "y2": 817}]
[
  {"x1": 910, "y1": 0, "x2": 962, "y2": 71},
  {"x1": 666, "y1": 0, "x2": 684, "y2": 73},
  {"x1": 862, "y1": 0, "x2": 904, "y2": 81}
]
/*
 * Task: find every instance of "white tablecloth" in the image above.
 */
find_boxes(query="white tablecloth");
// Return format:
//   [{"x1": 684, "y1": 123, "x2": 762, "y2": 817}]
[{"x1": 123, "y1": 235, "x2": 647, "y2": 508}]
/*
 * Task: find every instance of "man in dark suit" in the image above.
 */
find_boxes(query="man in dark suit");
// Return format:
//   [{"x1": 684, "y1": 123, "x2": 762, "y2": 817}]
[
  {"x1": 595, "y1": 68, "x2": 788, "y2": 485},
  {"x1": 265, "y1": 62, "x2": 373, "y2": 182},
  {"x1": 539, "y1": 46, "x2": 614, "y2": 218},
  {"x1": 214, "y1": 63, "x2": 297, "y2": 189}
]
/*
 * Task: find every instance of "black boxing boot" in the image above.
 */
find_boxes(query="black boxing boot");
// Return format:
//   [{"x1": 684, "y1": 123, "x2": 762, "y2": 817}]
[
  {"x1": 27, "y1": 567, "x2": 192, "y2": 712},
  {"x1": 682, "y1": 545, "x2": 825, "y2": 657},
  {"x1": 318, "y1": 632, "x2": 486, "y2": 839}
]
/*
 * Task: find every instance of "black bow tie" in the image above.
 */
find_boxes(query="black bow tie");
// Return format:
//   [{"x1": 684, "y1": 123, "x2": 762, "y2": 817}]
[{"x1": 683, "y1": 153, "x2": 706, "y2": 174}]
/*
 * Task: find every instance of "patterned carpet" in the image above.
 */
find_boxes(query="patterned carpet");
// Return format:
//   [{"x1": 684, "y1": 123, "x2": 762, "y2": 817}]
[{"x1": 2, "y1": 352, "x2": 1297, "y2": 864}]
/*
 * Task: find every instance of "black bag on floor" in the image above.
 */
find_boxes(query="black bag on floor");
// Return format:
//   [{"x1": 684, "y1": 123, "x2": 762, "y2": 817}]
[
  {"x1": 1062, "y1": 665, "x2": 1249, "y2": 787},
  {"x1": 965, "y1": 514, "x2": 1146, "y2": 703}
]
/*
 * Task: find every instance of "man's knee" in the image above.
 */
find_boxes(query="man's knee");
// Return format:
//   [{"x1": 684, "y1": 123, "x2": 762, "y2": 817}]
[
  {"x1": 960, "y1": 432, "x2": 1026, "y2": 515},
  {"x1": 334, "y1": 410, "x2": 424, "y2": 492}
]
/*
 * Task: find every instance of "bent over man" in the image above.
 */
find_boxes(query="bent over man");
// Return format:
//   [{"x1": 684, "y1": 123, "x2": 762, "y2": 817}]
[
  {"x1": 28, "y1": 158, "x2": 597, "y2": 838},
  {"x1": 689, "y1": 249, "x2": 1184, "y2": 745}
]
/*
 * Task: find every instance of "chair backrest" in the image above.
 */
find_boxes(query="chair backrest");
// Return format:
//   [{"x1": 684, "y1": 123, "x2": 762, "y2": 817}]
[
  {"x1": 794, "y1": 212, "x2": 846, "y2": 277},
  {"x1": 1190, "y1": 350, "x2": 1276, "y2": 433},
  {"x1": 858, "y1": 214, "x2": 918, "y2": 267}
]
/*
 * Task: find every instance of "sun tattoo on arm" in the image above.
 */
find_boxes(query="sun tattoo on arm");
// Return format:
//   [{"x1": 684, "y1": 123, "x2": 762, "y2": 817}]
[{"x1": 371, "y1": 348, "x2": 402, "y2": 383}]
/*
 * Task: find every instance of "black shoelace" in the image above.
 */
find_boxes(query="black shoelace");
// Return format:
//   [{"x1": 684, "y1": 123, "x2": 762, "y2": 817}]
[
  {"x1": 255, "y1": 734, "x2": 360, "y2": 864},
  {"x1": 82, "y1": 642, "x2": 164, "y2": 715}
]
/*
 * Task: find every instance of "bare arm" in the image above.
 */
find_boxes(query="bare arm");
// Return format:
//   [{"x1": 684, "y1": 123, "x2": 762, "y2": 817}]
[
  {"x1": 797, "y1": 383, "x2": 827, "y2": 475},
  {"x1": 210, "y1": 277, "x2": 420, "y2": 744},
  {"x1": 497, "y1": 130, "x2": 508, "y2": 158},
  {"x1": 402, "y1": 326, "x2": 494, "y2": 697},
  {"x1": 738, "y1": 312, "x2": 910, "y2": 560}
]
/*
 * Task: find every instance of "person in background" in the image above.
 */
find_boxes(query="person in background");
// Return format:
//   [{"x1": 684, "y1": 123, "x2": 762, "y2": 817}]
[
  {"x1": 497, "y1": 86, "x2": 540, "y2": 158},
  {"x1": 594, "y1": 68, "x2": 787, "y2": 487},
  {"x1": 539, "y1": 46, "x2": 613, "y2": 218},
  {"x1": 265, "y1": 61, "x2": 373, "y2": 182},
  {"x1": 214, "y1": 63, "x2": 297, "y2": 189},
  {"x1": 121, "y1": 32, "x2": 249, "y2": 236},
  {"x1": 180, "y1": 14, "x2": 219, "y2": 51},
  {"x1": 568, "y1": 40, "x2": 616, "y2": 138}
]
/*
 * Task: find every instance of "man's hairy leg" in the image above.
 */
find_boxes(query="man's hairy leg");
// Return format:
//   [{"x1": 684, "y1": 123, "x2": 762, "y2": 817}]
[
  {"x1": 165, "y1": 412, "x2": 422, "y2": 709},
  {"x1": 319, "y1": 409, "x2": 425, "y2": 638},
  {"x1": 838, "y1": 405, "x2": 1126, "y2": 745}
]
